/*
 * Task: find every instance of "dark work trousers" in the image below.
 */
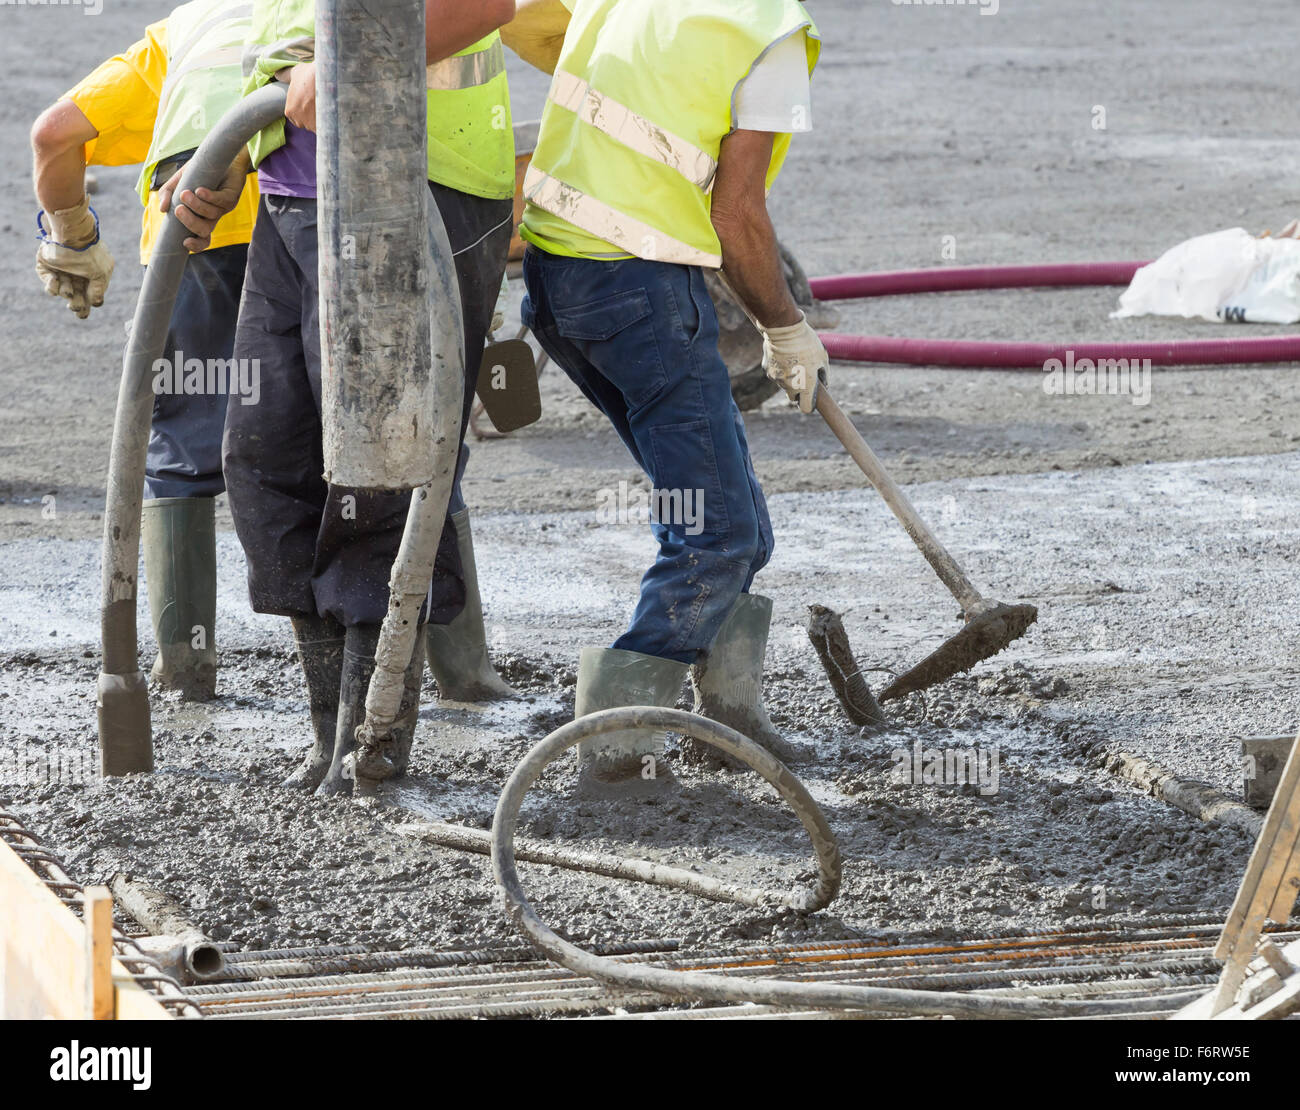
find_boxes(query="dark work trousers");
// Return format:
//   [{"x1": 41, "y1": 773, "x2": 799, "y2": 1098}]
[
  {"x1": 145, "y1": 244, "x2": 248, "y2": 499},
  {"x1": 521, "y1": 249, "x2": 774, "y2": 664},
  {"x1": 224, "y1": 185, "x2": 512, "y2": 627}
]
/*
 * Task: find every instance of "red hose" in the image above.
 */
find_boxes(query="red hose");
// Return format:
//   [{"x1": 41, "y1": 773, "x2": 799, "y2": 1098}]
[{"x1": 809, "y1": 262, "x2": 1300, "y2": 369}]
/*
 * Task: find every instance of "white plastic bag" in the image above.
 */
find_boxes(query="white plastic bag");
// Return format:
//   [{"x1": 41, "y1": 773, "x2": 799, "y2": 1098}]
[{"x1": 1112, "y1": 227, "x2": 1300, "y2": 324}]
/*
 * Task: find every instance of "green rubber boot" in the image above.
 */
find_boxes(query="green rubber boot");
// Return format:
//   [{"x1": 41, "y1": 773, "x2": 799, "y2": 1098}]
[
  {"x1": 424, "y1": 509, "x2": 517, "y2": 703},
  {"x1": 142, "y1": 497, "x2": 218, "y2": 701},
  {"x1": 688, "y1": 593, "x2": 804, "y2": 767},
  {"x1": 283, "y1": 614, "x2": 345, "y2": 791},
  {"x1": 574, "y1": 647, "x2": 688, "y2": 799}
]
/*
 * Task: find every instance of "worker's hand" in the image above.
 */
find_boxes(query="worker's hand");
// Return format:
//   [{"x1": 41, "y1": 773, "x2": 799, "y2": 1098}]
[
  {"x1": 283, "y1": 62, "x2": 317, "y2": 133},
  {"x1": 35, "y1": 196, "x2": 114, "y2": 319},
  {"x1": 159, "y1": 151, "x2": 250, "y2": 253},
  {"x1": 760, "y1": 312, "x2": 828, "y2": 414}
]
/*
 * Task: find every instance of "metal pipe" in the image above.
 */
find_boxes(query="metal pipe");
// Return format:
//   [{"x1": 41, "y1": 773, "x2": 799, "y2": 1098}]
[
  {"x1": 1104, "y1": 750, "x2": 1264, "y2": 837},
  {"x1": 394, "y1": 818, "x2": 822, "y2": 909},
  {"x1": 490, "y1": 707, "x2": 1200, "y2": 1019},
  {"x1": 108, "y1": 873, "x2": 226, "y2": 981},
  {"x1": 96, "y1": 83, "x2": 288, "y2": 777}
]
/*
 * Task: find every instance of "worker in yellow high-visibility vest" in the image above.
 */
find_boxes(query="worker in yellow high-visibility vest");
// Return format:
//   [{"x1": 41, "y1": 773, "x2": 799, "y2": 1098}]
[
  {"x1": 30, "y1": 0, "x2": 258, "y2": 703},
  {"x1": 504, "y1": 0, "x2": 824, "y2": 797}
]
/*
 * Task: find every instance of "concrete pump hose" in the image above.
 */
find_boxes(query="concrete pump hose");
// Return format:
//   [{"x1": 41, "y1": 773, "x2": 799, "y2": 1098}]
[
  {"x1": 97, "y1": 83, "x2": 288, "y2": 776},
  {"x1": 809, "y1": 263, "x2": 1300, "y2": 369},
  {"x1": 490, "y1": 707, "x2": 1197, "y2": 1019}
]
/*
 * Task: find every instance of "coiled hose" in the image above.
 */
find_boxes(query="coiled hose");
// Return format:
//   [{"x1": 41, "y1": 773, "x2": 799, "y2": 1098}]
[
  {"x1": 810, "y1": 262, "x2": 1300, "y2": 368},
  {"x1": 490, "y1": 707, "x2": 1201, "y2": 1018}
]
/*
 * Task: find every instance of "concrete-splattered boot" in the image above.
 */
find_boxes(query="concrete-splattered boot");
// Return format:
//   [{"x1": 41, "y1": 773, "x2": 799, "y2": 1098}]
[
  {"x1": 142, "y1": 497, "x2": 218, "y2": 700},
  {"x1": 282, "y1": 614, "x2": 345, "y2": 791},
  {"x1": 352, "y1": 631, "x2": 427, "y2": 789},
  {"x1": 688, "y1": 593, "x2": 804, "y2": 767},
  {"x1": 574, "y1": 647, "x2": 687, "y2": 799},
  {"x1": 424, "y1": 509, "x2": 517, "y2": 703},
  {"x1": 316, "y1": 624, "x2": 382, "y2": 798}
]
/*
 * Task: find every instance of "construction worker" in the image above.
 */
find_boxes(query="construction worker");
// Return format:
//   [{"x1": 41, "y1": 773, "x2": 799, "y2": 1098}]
[
  {"x1": 221, "y1": 0, "x2": 518, "y2": 795},
  {"x1": 30, "y1": 0, "x2": 258, "y2": 702},
  {"x1": 503, "y1": 0, "x2": 824, "y2": 796}
]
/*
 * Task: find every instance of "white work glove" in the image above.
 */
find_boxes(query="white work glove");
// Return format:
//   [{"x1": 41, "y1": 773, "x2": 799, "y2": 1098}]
[
  {"x1": 760, "y1": 311, "x2": 829, "y2": 414},
  {"x1": 489, "y1": 271, "x2": 510, "y2": 335},
  {"x1": 35, "y1": 196, "x2": 114, "y2": 319}
]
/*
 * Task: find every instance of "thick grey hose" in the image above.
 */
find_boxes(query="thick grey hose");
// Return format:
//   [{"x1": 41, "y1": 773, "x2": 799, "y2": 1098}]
[
  {"x1": 355, "y1": 200, "x2": 464, "y2": 765},
  {"x1": 97, "y1": 83, "x2": 288, "y2": 777},
  {"x1": 490, "y1": 708, "x2": 1189, "y2": 1019}
]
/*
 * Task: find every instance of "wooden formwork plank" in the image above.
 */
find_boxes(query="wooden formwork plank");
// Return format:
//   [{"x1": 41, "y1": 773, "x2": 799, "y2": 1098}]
[{"x1": 0, "y1": 838, "x2": 170, "y2": 1020}]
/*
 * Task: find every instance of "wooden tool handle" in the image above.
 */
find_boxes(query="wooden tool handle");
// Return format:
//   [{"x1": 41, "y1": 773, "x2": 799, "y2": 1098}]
[{"x1": 816, "y1": 387, "x2": 984, "y2": 614}]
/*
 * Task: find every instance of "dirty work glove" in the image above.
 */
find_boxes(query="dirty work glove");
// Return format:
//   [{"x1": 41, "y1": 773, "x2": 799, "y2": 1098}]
[
  {"x1": 35, "y1": 196, "x2": 114, "y2": 319},
  {"x1": 490, "y1": 271, "x2": 510, "y2": 335},
  {"x1": 761, "y1": 311, "x2": 829, "y2": 414}
]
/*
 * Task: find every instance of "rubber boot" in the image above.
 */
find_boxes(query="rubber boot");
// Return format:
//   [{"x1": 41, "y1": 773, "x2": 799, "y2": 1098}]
[
  {"x1": 352, "y1": 630, "x2": 427, "y2": 789},
  {"x1": 424, "y1": 509, "x2": 517, "y2": 702},
  {"x1": 687, "y1": 593, "x2": 804, "y2": 767},
  {"x1": 316, "y1": 624, "x2": 381, "y2": 798},
  {"x1": 574, "y1": 647, "x2": 688, "y2": 799},
  {"x1": 282, "y1": 614, "x2": 345, "y2": 791},
  {"x1": 142, "y1": 497, "x2": 218, "y2": 701}
]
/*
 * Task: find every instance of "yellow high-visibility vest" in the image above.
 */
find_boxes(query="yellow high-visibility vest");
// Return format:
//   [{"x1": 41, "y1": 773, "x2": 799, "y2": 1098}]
[
  {"x1": 242, "y1": 0, "x2": 514, "y2": 200},
  {"x1": 521, "y1": 0, "x2": 819, "y2": 267},
  {"x1": 137, "y1": 0, "x2": 254, "y2": 206}
]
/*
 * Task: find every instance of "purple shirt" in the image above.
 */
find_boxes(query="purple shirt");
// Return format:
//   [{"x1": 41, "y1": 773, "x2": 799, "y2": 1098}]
[{"x1": 258, "y1": 122, "x2": 317, "y2": 198}]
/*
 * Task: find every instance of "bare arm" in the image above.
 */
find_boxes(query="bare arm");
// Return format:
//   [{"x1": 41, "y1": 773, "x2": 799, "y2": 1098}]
[
  {"x1": 31, "y1": 100, "x2": 97, "y2": 214},
  {"x1": 283, "y1": 1, "x2": 516, "y2": 133},
  {"x1": 426, "y1": 0, "x2": 516, "y2": 62},
  {"x1": 500, "y1": 0, "x2": 570, "y2": 74},
  {"x1": 710, "y1": 129, "x2": 801, "y2": 329}
]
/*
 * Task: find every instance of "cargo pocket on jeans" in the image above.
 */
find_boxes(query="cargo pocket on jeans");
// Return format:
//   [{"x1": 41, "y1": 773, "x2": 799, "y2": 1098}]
[
  {"x1": 648, "y1": 418, "x2": 730, "y2": 537},
  {"x1": 553, "y1": 287, "x2": 667, "y2": 408}
]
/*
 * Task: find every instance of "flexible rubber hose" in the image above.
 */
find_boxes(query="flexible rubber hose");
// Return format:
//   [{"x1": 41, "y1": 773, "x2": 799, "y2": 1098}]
[
  {"x1": 808, "y1": 262, "x2": 1300, "y2": 369},
  {"x1": 490, "y1": 707, "x2": 1193, "y2": 1018},
  {"x1": 97, "y1": 83, "x2": 288, "y2": 775},
  {"x1": 809, "y1": 262, "x2": 1147, "y2": 300}
]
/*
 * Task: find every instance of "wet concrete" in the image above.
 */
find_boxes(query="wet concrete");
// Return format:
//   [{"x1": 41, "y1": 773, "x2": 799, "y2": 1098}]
[{"x1": 2, "y1": 455, "x2": 1289, "y2": 952}]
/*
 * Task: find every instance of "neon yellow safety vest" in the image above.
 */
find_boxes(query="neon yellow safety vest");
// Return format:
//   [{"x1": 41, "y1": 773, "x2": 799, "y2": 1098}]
[
  {"x1": 242, "y1": 0, "x2": 514, "y2": 200},
  {"x1": 521, "y1": 0, "x2": 820, "y2": 268},
  {"x1": 137, "y1": 0, "x2": 255, "y2": 206}
]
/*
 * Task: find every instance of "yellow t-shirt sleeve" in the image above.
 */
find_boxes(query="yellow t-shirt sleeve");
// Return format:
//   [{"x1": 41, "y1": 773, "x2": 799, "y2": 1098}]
[{"x1": 62, "y1": 21, "x2": 168, "y2": 167}]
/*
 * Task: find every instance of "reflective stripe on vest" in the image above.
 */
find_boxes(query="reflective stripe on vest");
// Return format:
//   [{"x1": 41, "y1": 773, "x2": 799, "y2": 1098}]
[
  {"x1": 548, "y1": 69, "x2": 717, "y2": 193},
  {"x1": 159, "y1": 45, "x2": 245, "y2": 117},
  {"x1": 523, "y1": 163, "x2": 721, "y2": 268},
  {"x1": 244, "y1": 35, "x2": 503, "y2": 93},
  {"x1": 242, "y1": 34, "x2": 314, "y2": 76},
  {"x1": 426, "y1": 38, "x2": 504, "y2": 90}
]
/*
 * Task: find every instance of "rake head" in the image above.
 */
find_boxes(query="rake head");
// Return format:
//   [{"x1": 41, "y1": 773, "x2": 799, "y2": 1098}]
[{"x1": 878, "y1": 602, "x2": 1038, "y2": 703}]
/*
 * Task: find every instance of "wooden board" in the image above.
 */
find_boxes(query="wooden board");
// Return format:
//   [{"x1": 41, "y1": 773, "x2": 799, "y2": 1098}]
[{"x1": 0, "y1": 838, "x2": 171, "y2": 1020}]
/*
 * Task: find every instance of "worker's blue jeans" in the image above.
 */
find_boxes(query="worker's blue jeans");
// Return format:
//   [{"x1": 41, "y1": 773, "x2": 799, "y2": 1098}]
[
  {"x1": 144, "y1": 244, "x2": 247, "y2": 499},
  {"x1": 522, "y1": 249, "x2": 773, "y2": 664}
]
